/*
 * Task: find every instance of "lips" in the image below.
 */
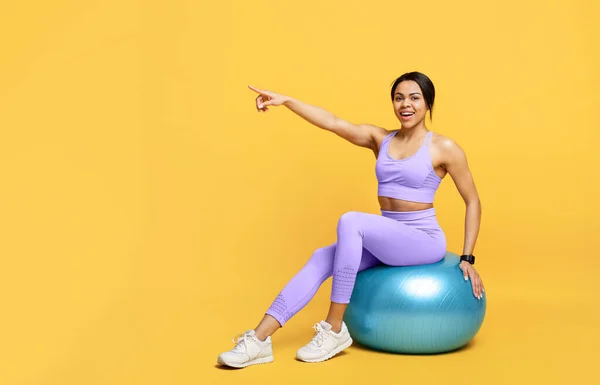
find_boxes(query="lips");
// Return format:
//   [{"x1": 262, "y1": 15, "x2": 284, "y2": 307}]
[{"x1": 400, "y1": 111, "x2": 414, "y2": 119}]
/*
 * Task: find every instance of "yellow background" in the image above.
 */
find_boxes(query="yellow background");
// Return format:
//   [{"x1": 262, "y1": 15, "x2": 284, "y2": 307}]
[{"x1": 1, "y1": 0, "x2": 598, "y2": 384}]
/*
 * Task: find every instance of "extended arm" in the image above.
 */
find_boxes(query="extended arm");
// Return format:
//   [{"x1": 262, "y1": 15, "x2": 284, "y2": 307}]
[
  {"x1": 282, "y1": 97, "x2": 383, "y2": 149},
  {"x1": 249, "y1": 85, "x2": 386, "y2": 151}
]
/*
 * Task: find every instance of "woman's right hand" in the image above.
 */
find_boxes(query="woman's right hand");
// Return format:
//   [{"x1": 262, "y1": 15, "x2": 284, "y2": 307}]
[{"x1": 248, "y1": 85, "x2": 288, "y2": 112}]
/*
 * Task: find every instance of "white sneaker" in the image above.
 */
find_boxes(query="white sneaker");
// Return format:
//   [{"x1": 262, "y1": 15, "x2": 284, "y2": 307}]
[
  {"x1": 296, "y1": 321, "x2": 353, "y2": 363},
  {"x1": 217, "y1": 330, "x2": 274, "y2": 368}
]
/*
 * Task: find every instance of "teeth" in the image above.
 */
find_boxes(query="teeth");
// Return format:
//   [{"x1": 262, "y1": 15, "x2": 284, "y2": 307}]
[{"x1": 401, "y1": 112, "x2": 413, "y2": 116}]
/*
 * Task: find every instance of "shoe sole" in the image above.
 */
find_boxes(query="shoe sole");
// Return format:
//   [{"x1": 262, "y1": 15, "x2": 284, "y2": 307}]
[
  {"x1": 297, "y1": 337, "x2": 353, "y2": 363},
  {"x1": 217, "y1": 355, "x2": 274, "y2": 368}
]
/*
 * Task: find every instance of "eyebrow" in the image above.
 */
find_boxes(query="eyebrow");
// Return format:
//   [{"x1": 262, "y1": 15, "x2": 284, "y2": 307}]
[{"x1": 395, "y1": 92, "x2": 422, "y2": 96}]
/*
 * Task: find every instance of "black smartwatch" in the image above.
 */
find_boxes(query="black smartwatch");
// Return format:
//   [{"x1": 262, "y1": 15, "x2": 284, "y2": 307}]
[{"x1": 460, "y1": 254, "x2": 475, "y2": 265}]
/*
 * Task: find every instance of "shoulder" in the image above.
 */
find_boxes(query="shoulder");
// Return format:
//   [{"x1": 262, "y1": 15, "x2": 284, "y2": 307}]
[
  {"x1": 357, "y1": 124, "x2": 393, "y2": 151},
  {"x1": 361, "y1": 124, "x2": 391, "y2": 139},
  {"x1": 431, "y1": 132, "x2": 464, "y2": 154},
  {"x1": 430, "y1": 132, "x2": 467, "y2": 164}
]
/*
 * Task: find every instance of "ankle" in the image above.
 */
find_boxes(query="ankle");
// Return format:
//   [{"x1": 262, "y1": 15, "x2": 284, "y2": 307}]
[
  {"x1": 326, "y1": 320, "x2": 342, "y2": 334},
  {"x1": 253, "y1": 314, "x2": 281, "y2": 342},
  {"x1": 254, "y1": 331, "x2": 269, "y2": 342}
]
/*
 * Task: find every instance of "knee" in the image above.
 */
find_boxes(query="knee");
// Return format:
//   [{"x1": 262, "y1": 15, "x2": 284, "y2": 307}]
[
  {"x1": 337, "y1": 211, "x2": 364, "y2": 232},
  {"x1": 305, "y1": 245, "x2": 335, "y2": 274}
]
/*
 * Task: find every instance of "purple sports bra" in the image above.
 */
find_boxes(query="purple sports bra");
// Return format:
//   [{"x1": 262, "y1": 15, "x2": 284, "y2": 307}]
[{"x1": 375, "y1": 130, "x2": 442, "y2": 204}]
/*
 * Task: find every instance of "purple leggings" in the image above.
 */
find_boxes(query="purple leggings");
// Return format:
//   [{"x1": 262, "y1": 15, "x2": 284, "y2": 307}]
[{"x1": 265, "y1": 208, "x2": 447, "y2": 326}]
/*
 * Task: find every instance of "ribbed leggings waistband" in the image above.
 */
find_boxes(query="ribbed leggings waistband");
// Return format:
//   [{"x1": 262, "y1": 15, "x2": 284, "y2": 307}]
[{"x1": 380, "y1": 207, "x2": 437, "y2": 221}]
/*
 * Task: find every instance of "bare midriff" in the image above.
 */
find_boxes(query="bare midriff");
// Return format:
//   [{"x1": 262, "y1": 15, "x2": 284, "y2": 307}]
[{"x1": 378, "y1": 196, "x2": 434, "y2": 212}]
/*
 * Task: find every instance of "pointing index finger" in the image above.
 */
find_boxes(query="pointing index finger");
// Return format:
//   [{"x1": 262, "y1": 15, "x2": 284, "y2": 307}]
[{"x1": 248, "y1": 85, "x2": 267, "y2": 95}]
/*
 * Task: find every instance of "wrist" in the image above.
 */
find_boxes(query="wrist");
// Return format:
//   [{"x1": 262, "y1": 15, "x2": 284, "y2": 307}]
[
  {"x1": 460, "y1": 254, "x2": 476, "y2": 265},
  {"x1": 282, "y1": 96, "x2": 294, "y2": 106}
]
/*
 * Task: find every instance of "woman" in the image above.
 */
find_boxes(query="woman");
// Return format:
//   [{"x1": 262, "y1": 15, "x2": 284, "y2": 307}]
[{"x1": 217, "y1": 72, "x2": 484, "y2": 368}]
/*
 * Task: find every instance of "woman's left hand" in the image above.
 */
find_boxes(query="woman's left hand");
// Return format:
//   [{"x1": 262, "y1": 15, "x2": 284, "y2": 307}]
[{"x1": 459, "y1": 261, "x2": 484, "y2": 299}]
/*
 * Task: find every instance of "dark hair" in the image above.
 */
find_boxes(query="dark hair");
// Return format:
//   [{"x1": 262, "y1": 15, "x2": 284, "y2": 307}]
[{"x1": 390, "y1": 72, "x2": 435, "y2": 119}]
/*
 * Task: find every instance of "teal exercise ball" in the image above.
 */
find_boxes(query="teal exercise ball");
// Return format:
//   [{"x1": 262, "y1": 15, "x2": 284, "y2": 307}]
[{"x1": 344, "y1": 252, "x2": 486, "y2": 354}]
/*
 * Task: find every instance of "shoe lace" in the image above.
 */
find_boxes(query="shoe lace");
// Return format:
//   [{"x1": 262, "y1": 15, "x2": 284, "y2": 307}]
[
  {"x1": 231, "y1": 332, "x2": 254, "y2": 353},
  {"x1": 308, "y1": 323, "x2": 328, "y2": 348}
]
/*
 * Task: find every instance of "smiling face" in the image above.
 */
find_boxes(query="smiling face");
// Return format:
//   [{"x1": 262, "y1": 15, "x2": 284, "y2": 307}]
[{"x1": 392, "y1": 80, "x2": 429, "y2": 129}]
